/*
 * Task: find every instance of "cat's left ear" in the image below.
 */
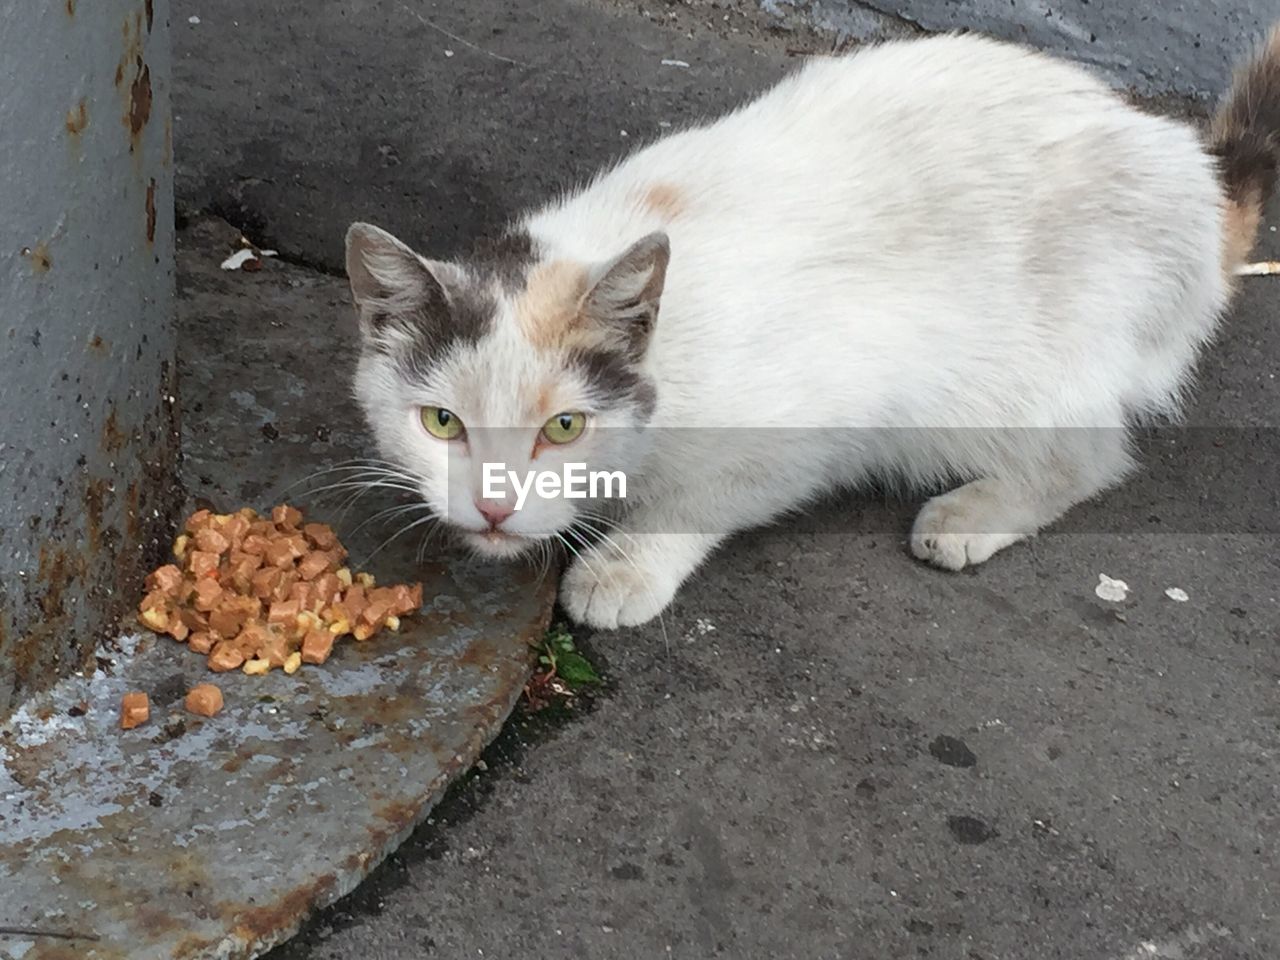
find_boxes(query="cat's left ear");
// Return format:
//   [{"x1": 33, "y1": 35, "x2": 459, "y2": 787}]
[
  {"x1": 344, "y1": 222, "x2": 452, "y2": 341},
  {"x1": 581, "y1": 232, "x2": 669, "y2": 358}
]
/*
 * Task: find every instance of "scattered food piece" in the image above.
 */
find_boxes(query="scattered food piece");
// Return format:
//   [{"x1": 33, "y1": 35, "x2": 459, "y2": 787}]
[
  {"x1": 137, "y1": 505, "x2": 423, "y2": 676},
  {"x1": 188, "y1": 14, "x2": 201, "y2": 24},
  {"x1": 1095, "y1": 574, "x2": 1130, "y2": 603},
  {"x1": 185, "y1": 684, "x2": 224, "y2": 717},
  {"x1": 661, "y1": 59, "x2": 691, "y2": 67},
  {"x1": 120, "y1": 692, "x2": 150, "y2": 730},
  {"x1": 1165, "y1": 587, "x2": 1190, "y2": 603}
]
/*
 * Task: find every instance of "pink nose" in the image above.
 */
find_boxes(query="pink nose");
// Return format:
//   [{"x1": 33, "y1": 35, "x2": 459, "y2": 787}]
[{"x1": 475, "y1": 498, "x2": 515, "y2": 528}]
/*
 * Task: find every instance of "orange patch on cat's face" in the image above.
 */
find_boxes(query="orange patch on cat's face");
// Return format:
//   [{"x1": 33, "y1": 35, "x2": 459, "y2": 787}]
[
  {"x1": 638, "y1": 182, "x2": 686, "y2": 222},
  {"x1": 535, "y1": 384, "x2": 556, "y2": 419},
  {"x1": 514, "y1": 260, "x2": 590, "y2": 348}
]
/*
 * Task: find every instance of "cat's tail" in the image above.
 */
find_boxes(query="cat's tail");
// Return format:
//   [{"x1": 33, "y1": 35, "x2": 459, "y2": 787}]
[{"x1": 1211, "y1": 25, "x2": 1280, "y2": 270}]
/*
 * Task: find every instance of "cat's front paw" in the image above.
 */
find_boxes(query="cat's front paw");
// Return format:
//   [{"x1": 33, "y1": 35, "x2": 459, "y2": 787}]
[
  {"x1": 560, "y1": 552, "x2": 676, "y2": 629},
  {"x1": 910, "y1": 481, "x2": 1027, "y2": 570}
]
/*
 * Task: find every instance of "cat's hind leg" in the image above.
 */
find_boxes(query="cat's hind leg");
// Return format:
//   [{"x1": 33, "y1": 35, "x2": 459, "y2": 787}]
[{"x1": 909, "y1": 425, "x2": 1135, "y2": 571}]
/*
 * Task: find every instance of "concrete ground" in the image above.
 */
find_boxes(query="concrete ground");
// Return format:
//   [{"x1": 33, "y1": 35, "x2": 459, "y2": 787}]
[{"x1": 172, "y1": 2, "x2": 1280, "y2": 958}]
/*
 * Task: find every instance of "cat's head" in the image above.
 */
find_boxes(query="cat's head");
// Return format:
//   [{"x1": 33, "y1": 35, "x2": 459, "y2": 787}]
[{"x1": 343, "y1": 222, "x2": 665, "y2": 559}]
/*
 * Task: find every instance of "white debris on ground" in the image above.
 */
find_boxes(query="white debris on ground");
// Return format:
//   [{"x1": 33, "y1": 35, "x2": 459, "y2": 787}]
[
  {"x1": 1165, "y1": 587, "x2": 1190, "y2": 602},
  {"x1": 1118, "y1": 923, "x2": 1232, "y2": 959},
  {"x1": 1235, "y1": 261, "x2": 1280, "y2": 276},
  {"x1": 219, "y1": 239, "x2": 279, "y2": 271},
  {"x1": 1095, "y1": 574, "x2": 1130, "y2": 603},
  {"x1": 661, "y1": 59, "x2": 691, "y2": 67},
  {"x1": 188, "y1": 15, "x2": 200, "y2": 24},
  {"x1": 685, "y1": 617, "x2": 717, "y2": 641}
]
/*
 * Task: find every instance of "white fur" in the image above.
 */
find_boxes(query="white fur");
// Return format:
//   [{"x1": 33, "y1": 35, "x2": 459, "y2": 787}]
[{"x1": 354, "y1": 34, "x2": 1233, "y2": 628}]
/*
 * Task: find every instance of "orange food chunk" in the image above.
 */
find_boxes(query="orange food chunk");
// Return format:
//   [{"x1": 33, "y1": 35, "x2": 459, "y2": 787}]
[
  {"x1": 343, "y1": 585, "x2": 368, "y2": 622},
  {"x1": 189, "y1": 631, "x2": 217, "y2": 655},
  {"x1": 187, "y1": 550, "x2": 220, "y2": 579},
  {"x1": 241, "y1": 533, "x2": 272, "y2": 556},
  {"x1": 178, "y1": 606, "x2": 209, "y2": 631},
  {"x1": 296, "y1": 550, "x2": 330, "y2": 581},
  {"x1": 167, "y1": 618, "x2": 191, "y2": 642},
  {"x1": 221, "y1": 514, "x2": 251, "y2": 546},
  {"x1": 288, "y1": 581, "x2": 316, "y2": 611},
  {"x1": 301, "y1": 629, "x2": 334, "y2": 664},
  {"x1": 268, "y1": 599, "x2": 301, "y2": 626},
  {"x1": 120, "y1": 692, "x2": 150, "y2": 730},
  {"x1": 234, "y1": 621, "x2": 271, "y2": 657},
  {"x1": 260, "y1": 630, "x2": 292, "y2": 668},
  {"x1": 208, "y1": 641, "x2": 246, "y2": 672},
  {"x1": 360, "y1": 599, "x2": 390, "y2": 628},
  {"x1": 272, "y1": 505, "x2": 304, "y2": 529},
  {"x1": 226, "y1": 551, "x2": 263, "y2": 591},
  {"x1": 312, "y1": 573, "x2": 342, "y2": 607},
  {"x1": 192, "y1": 578, "x2": 223, "y2": 612},
  {"x1": 145, "y1": 564, "x2": 185, "y2": 596},
  {"x1": 185, "y1": 509, "x2": 214, "y2": 532},
  {"x1": 208, "y1": 597, "x2": 255, "y2": 637},
  {"x1": 194, "y1": 527, "x2": 231, "y2": 555},
  {"x1": 251, "y1": 567, "x2": 284, "y2": 601},
  {"x1": 264, "y1": 539, "x2": 296, "y2": 569},
  {"x1": 303, "y1": 522, "x2": 338, "y2": 550},
  {"x1": 185, "y1": 684, "x2": 224, "y2": 717}
]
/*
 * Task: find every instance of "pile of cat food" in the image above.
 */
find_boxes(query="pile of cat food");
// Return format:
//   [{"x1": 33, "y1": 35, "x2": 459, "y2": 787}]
[{"x1": 136, "y1": 505, "x2": 424, "y2": 676}]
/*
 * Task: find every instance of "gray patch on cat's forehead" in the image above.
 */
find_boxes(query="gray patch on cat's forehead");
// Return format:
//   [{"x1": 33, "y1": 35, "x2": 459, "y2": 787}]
[
  {"x1": 570, "y1": 347, "x2": 657, "y2": 420},
  {"x1": 462, "y1": 228, "x2": 539, "y2": 292},
  {"x1": 387, "y1": 273, "x2": 497, "y2": 381},
  {"x1": 382, "y1": 229, "x2": 537, "y2": 378}
]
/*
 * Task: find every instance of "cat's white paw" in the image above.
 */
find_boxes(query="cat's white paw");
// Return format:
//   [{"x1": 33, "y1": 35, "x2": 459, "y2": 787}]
[
  {"x1": 910, "y1": 485, "x2": 1027, "y2": 571},
  {"x1": 560, "y1": 554, "x2": 676, "y2": 629}
]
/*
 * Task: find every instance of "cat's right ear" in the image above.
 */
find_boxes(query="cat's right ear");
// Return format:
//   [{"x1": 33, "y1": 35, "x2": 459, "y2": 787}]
[{"x1": 344, "y1": 223, "x2": 449, "y2": 339}]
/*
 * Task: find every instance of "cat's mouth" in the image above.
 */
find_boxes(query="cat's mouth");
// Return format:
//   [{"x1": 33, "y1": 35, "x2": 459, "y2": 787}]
[{"x1": 460, "y1": 527, "x2": 537, "y2": 560}]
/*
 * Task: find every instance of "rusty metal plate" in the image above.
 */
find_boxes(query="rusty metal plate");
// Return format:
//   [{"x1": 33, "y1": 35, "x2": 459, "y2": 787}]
[
  {"x1": 0, "y1": 537, "x2": 553, "y2": 959},
  {"x1": 0, "y1": 216, "x2": 556, "y2": 958}
]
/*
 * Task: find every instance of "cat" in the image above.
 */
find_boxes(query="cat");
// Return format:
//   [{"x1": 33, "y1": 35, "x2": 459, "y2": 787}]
[{"x1": 343, "y1": 29, "x2": 1280, "y2": 629}]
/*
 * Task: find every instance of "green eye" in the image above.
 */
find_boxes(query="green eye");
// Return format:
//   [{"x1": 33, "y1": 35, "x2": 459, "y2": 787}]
[
  {"x1": 421, "y1": 406, "x2": 464, "y2": 440},
  {"x1": 542, "y1": 411, "x2": 586, "y2": 445}
]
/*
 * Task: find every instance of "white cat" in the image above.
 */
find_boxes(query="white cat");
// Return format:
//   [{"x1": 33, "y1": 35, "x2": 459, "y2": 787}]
[{"x1": 344, "y1": 29, "x2": 1279, "y2": 629}]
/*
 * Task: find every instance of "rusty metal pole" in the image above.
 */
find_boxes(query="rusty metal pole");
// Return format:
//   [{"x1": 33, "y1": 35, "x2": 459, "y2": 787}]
[{"x1": 0, "y1": 0, "x2": 179, "y2": 715}]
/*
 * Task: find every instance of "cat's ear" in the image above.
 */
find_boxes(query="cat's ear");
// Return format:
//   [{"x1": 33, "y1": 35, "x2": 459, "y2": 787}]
[
  {"x1": 344, "y1": 222, "x2": 449, "y2": 338},
  {"x1": 581, "y1": 232, "x2": 669, "y2": 357}
]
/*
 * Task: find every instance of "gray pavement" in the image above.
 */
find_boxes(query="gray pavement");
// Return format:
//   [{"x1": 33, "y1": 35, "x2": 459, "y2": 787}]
[
  {"x1": 172, "y1": 2, "x2": 1280, "y2": 958},
  {"x1": 746, "y1": 0, "x2": 1277, "y2": 99}
]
